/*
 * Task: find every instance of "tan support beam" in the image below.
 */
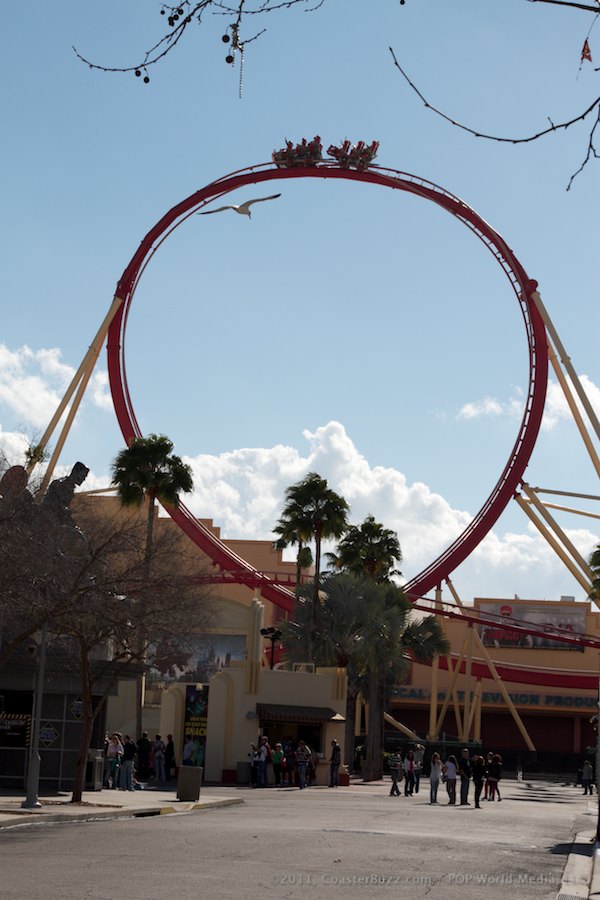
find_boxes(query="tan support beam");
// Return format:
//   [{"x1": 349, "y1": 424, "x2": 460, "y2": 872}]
[
  {"x1": 445, "y1": 578, "x2": 536, "y2": 751},
  {"x1": 536, "y1": 500, "x2": 600, "y2": 522},
  {"x1": 473, "y1": 680, "x2": 482, "y2": 742},
  {"x1": 521, "y1": 483, "x2": 595, "y2": 581},
  {"x1": 515, "y1": 494, "x2": 593, "y2": 595},
  {"x1": 546, "y1": 344, "x2": 600, "y2": 480},
  {"x1": 432, "y1": 635, "x2": 468, "y2": 739},
  {"x1": 468, "y1": 679, "x2": 482, "y2": 738},
  {"x1": 462, "y1": 625, "x2": 473, "y2": 741},
  {"x1": 532, "y1": 288, "x2": 600, "y2": 445},
  {"x1": 384, "y1": 712, "x2": 420, "y2": 742},
  {"x1": 428, "y1": 585, "x2": 442, "y2": 739},
  {"x1": 39, "y1": 361, "x2": 97, "y2": 496},
  {"x1": 28, "y1": 294, "x2": 125, "y2": 487}
]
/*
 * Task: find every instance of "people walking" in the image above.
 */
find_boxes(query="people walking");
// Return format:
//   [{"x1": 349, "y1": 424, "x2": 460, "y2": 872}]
[
  {"x1": 296, "y1": 740, "x2": 311, "y2": 789},
  {"x1": 404, "y1": 750, "x2": 416, "y2": 796},
  {"x1": 458, "y1": 748, "x2": 472, "y2": 805},
  {"x1": 429, "y1": 751, "x2": 443, "y2": 804},
  {"x1": 486, "y1": 754, "x2": 503, "y2": 801},
  {"x1": 106, "y1": 732, "x2": 124, "y2": 789},
  {"x1": 444, "y1": 754, "x2": 458, "y2": 805},
  {"x1": 483, "y1": 752, "x2": 495, "y2": 800},
  {"x1": 164, "y1": 734, "x2": 175, "y2": 781},
  {"x1": 389, "y1": 752, "x2": 403, "y2": 796},
  {"x1": 582, "y1": 760, "x2": 594, "y2": 795},
  {"x1": 136, "y1": 732, "x2": 152, "y2": 780},
  {"x1": 413, "y1": 744, "x2": 425, "y2": 794},
  {"x1": 472, "y1": 755, "x2": 485, "y2": 808},
  {"x1": 119, "y1": 736, "x2": 137, "y2": 791},
  {"x1": 329, "y1": 740, "x2": 341, "y2": 787},
  {"x1": 258, "y1": 736, "x2": 270, "y2": 787},
  {"x1": 272, "y1": 743, "x2": 285, "y2": 786},
  {"x1": 152, "y1": 734, "x2": 166, "y2": 783}
]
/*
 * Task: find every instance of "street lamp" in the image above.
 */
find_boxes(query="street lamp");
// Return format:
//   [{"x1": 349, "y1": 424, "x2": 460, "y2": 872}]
[{"x1": 260, "y1": 627, "x2": 282, "y2": 670}]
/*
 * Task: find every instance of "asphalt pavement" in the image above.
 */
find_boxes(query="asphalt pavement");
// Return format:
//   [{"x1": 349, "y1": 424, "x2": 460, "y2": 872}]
[{"x1": 0, "y1": 777, "x2": 598, "y2": 900}]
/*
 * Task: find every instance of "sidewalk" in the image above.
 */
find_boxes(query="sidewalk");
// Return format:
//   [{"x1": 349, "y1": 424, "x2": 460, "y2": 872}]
[{"x1": 0, "y1": 783, "x2": 243, "y2": 829}]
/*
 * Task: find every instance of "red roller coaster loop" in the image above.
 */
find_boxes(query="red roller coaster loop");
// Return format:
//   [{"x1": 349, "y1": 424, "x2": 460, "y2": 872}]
[{"x1": 107, "y1": 161, "x2": 548, "y2": 619}]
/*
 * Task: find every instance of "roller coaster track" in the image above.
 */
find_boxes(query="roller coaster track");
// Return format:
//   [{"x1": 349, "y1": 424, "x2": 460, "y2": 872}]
[{"x1": 105, "y1": 159, "x2": 600, "y2": 701}]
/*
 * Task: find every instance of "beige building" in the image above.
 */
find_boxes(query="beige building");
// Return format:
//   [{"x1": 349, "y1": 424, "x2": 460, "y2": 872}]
[
  {"x1": 389, "y1": 596, "x2": 600, "y2": 756},
  {"x1": 89, "y1": 495, "x2": 346, "y2": 780}
]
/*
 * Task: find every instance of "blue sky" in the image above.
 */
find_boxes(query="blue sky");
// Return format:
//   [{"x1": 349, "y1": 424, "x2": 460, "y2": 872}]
[{"x1": 1, "y1": 1, "x2": 599, "y2": 603}]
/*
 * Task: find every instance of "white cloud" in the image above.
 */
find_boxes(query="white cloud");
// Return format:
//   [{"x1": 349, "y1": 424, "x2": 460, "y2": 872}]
[
  {"x1": 0, "y1": 426, "x2": 30, "y2": 466},
  {"x1": 542, "y1": 374, "x2": 600, "y2": 431},
  {"x1": 458, "y1": 397, "x2": 504, "y2": 420},
  {"x1": 0, "y1": 343, "x2": 111, "y2": 428},
  {"x1": 182, "y1": 421, "x2": 599, "y2": 602},
  {"x1": 457, "y1": 374, "x2": 600, "y2": 434}
]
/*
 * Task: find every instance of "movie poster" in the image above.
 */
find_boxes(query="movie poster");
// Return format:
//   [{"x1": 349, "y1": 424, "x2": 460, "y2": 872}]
[
  {"x1": 150, "y1": 633, "x2": 247, "y2": 685},
  {"x1": 183, "y1": 684, "x2": 209, "y2": 768}
]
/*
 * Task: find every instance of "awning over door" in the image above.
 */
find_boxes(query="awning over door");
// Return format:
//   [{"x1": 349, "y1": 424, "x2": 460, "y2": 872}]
[{"x1": 256, "y1": 703, "x2": 345, "y2": 724}]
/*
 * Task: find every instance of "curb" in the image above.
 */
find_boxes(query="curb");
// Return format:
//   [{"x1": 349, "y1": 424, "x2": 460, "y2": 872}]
[
  {"x1": 0, "y1": 796, "x2": 243, "y2": 830},
  {"x1": 557, "y1": 830, "x2": 595, "y2": 900},
  {"x1": 588, "y1": 845, "x2": 600, "y2": 899}
]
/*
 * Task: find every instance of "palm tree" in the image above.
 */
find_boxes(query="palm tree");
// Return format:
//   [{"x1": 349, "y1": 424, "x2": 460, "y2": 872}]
[
  {"x1": 111, "y1": 434, "x2": 193, "y2": 738},
  {"x1": 278, "y1": 572, "x2": 366, "y2": 769},
  {"x1": 356, "y1": 580, "x2": 448, "y2": 781},
  {"x1": 111, "y1": 434, "x2": 193, "y2": 578},
  {"x1": 273, "y1": 507, "x2": 314, "y2": 599},
  {"x1": 326, "y1": 514, "x2": 402, "y2": 582},
  {"x1": 275, "y1": 472, "x2": 349, "y2": 658},
  {"x1": 279, "y1": 573, "x2": 449, "y2": 781}
]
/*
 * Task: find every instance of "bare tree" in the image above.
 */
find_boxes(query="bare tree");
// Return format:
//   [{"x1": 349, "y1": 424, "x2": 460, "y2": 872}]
[
  {"x1": 57, "y1": 497, "x2": 216, "y2": 802},
  {"x1": 0, "y1": 466, "x2": 215, "y2": 803}
]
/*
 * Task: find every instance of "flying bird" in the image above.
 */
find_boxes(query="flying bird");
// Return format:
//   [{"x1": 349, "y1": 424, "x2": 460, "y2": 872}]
[{"x1": 198, "y1": 193, "x2": 282, "y2": 219}]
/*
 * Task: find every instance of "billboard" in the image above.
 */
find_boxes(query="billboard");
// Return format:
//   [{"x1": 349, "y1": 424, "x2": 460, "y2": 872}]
[
  {"x1": 476, "y1": 601, "x2": 586, "y2": 651},
  {"x1": 149, "y1": 633, "x2": 247, "y2": 684}
]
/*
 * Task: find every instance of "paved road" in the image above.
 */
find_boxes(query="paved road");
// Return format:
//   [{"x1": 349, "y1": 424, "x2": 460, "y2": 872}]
[{"x1": 0, "y1": 779, "x2": 593, "y2": 899}]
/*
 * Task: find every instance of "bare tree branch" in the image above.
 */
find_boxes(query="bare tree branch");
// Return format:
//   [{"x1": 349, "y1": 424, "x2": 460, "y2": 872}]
[
  {"x1": 389, "y1": 46, "x2": 600, "y2": 188},
  {"x1": 73, "y1": 0, "x2": 323, "y2": 82},
  {"x1": 527, "y1": 0, "x2": 600, "y2": 13}
]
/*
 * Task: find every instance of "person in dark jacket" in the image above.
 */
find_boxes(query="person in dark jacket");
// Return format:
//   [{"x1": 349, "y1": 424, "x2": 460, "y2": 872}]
[
  {"x1": 486, "y1": 754, "x2": 503, "y2": 801},
  {"x1": 471, "y1": 755, "x2": 485, "y2": 808},
  {"x1": 329, "y1": 740, "x2": 341, "y2": 788},
  {"x1": 164, "y1": 734, "x2": 175, "y2": 781},
  {"x1": 458, "y1": 748, "x2": 472, "y2": 805}
]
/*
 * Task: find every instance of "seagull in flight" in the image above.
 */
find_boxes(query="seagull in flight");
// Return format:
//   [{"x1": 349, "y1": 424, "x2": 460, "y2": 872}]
[{"x1": 198, "y1": 193, "x2": 281, "y2": 219}]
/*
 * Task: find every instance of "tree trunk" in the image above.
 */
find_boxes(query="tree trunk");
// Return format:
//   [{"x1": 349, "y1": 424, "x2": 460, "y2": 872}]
[
  {"x1": 294, "y1": 540, "x2": 303, "y2": 599},
  {"x1": 309, "y1": 526, "x2": 322, "y2": 660},
  {"x1": 136, "y1": 493, "x2": 155, "y2": 737},
  {"x1": 144, "y1": 493, "x2": 156, "y2": 581},
  {"x1": 362, "y1": 678, "x2": 385, "y2": 782},
  {"x1": 344, "y1": 682, "x2": 358, "y2": 773}
]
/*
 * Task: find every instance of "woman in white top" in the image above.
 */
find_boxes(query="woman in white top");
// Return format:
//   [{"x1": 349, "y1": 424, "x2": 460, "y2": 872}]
[
  {"x1": 443, "y1": 754, "x2": 458, "y2": 805},
  {"x1": 429, "y1": 751, "x2": 443, "y2": 804}
]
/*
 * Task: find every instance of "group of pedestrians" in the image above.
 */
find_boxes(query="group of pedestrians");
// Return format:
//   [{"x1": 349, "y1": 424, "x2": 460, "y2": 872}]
[
  {"x1": 249, "y1": 736, "x2": 342, "y2": 789},
  {"x1": 103, "y1": 731, "x2": 175, "y2": 789},
  {"x1": 389, "y1": 747, "x2": 503, "y2": 809}
]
